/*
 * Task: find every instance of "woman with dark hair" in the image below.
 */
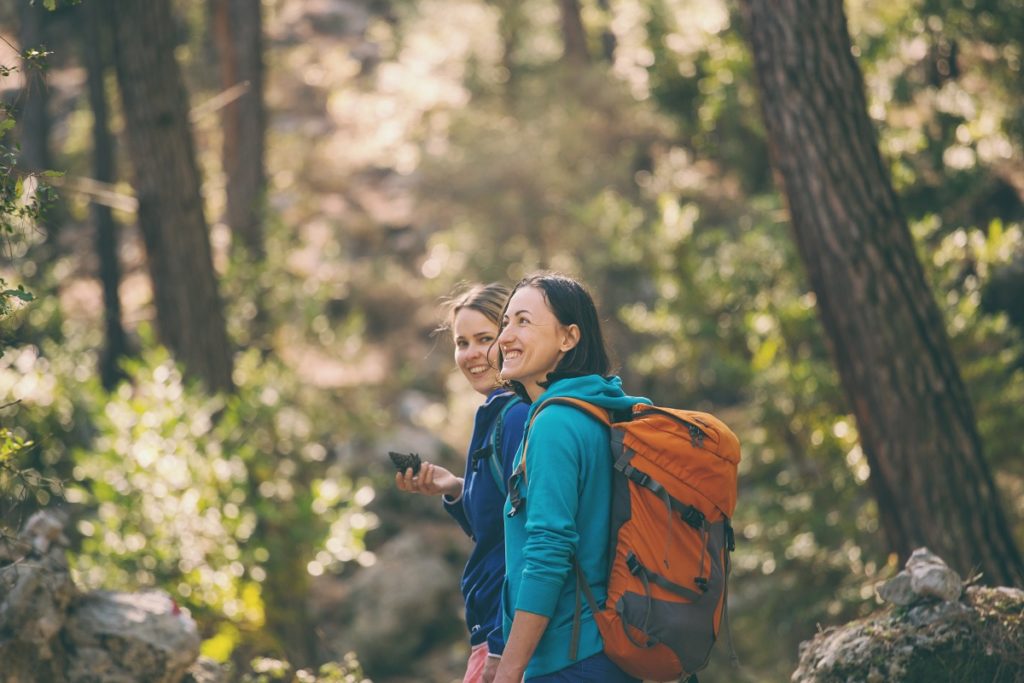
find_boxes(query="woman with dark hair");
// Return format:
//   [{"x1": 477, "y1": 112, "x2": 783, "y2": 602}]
[
  {"x1": 396, "y1": 283, "x2": 529, "y2": 683},
  {"x1": 492, "y1": 273, "x2": 648, "y2": 683}
]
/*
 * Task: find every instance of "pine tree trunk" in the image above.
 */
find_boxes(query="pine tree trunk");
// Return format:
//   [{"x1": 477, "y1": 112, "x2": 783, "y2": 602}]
[
  {"x1": 595, "y1": 0, "x2": 616, "y2": 62},
  {"x1": 211, "y1": 0, "x2": 266, "y2": 258},
  {"x1": 558, "y1": 0, "x2": 590, "y2": 65},
  {"x1": 16, "y1": 1, "x2": 50, "y2": 175},
  {"x1": 17, "y1": 0, "x2": 60, "y2": 253},
  {"x1": 741, "y1": 0, "x2": 1024, "y2": 586},
  {"x1": 110, "y1": 0, "x2": 234, "y2": 394},
  {"x1": 489, "y1": 0, "x2": 524, "y2": 90},
  {"x1": 81, "y1": 1, "x2": 129, "y2": 390}
]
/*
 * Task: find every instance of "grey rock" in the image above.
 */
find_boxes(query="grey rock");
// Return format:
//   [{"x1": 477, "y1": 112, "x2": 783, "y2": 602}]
[
  {"x1": 22, "y1": 510, "x2": 70, "y2": 555},
  {"x1": 792, "y1": 584, "x2": 1024, "y2": 682},
  {"x1": 877, "y1": 547, "x2": 962, "y2": 606},
  {"x1": 0, "y1": 511, "x2": 77, "y2": 680},
  {"x1": 876, "y1": 570, "x2": 914, "y2": 606},
  {"x1": 64, "y1": 590, "x2": 200, "y2": 683},
  {"x1": 904, "y1": 598, "x2": 970, "y2": 627},
  {"x1": 322, "y1": 527, "x2": 463, "y2": 675},
  {"x1": 182, "y1": 656, "x2": 233, "y2": 683},
  {"x1": 906, "y1": 547, "x2": 962, "y2": 602}
]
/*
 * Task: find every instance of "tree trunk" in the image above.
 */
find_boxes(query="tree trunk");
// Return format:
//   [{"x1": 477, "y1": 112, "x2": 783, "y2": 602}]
[
  {"x1": 595, "y1": 0, "x2": 616, "y2": 62},
  {"x1": 558, "y1": 0, "x2": 590, "y2": 65},
  {"x1": 211, "y1": 0, "x2": 266, "y2": 258},
  {"x1": 741, "y1": 0, "x2": 1024, "y2": 586},
  {"x1": 110, "y1": 0, "x2": 234, "y2": 394},
  {"x1": 16, "y1": 1, "x2": 50, "y2": 175},
  {"x1": 81, "y1": 1, "x2": 130, "y2": 390},
  {"x1": 17, "y1": 0, "x2": 60, "y2": 253},
  {"x1": 489, "y1": 0, "x2": 524, "y2": 89}
]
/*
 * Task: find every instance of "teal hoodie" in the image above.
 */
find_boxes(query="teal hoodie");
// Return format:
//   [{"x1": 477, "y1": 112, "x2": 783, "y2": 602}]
[{"x1": 502, "y1": 375, "x2": 650, "y2": 679}]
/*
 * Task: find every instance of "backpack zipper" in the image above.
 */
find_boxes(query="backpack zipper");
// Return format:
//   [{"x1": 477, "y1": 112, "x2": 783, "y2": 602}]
[{"x1": 633, "y1": 406, "x2": 714, "y2": 447}]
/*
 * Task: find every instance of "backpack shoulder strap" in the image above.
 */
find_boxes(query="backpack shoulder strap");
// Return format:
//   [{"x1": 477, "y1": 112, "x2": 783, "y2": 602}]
[
  {"x1": 487, "y1": 396, "x2": 520, "y2": 495},
  {"x1": 520, "y1": 397, "x2": 611, "y2": 479}
]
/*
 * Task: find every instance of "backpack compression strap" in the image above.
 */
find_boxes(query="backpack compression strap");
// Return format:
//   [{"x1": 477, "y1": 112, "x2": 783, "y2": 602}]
[{"x1": 486, "y1": 396, "x2": 520, "y2": 495}]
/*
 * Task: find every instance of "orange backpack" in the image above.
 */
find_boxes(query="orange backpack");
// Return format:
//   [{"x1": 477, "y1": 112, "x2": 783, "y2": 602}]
[{"x1": 521, "y1": 398, "x2": 740, "y2": 682}]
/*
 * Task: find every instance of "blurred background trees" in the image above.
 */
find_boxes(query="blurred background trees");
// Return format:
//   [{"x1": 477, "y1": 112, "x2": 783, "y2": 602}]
[{"x1": 1, "y1": 0, "x2": 1022, "y2": 681}]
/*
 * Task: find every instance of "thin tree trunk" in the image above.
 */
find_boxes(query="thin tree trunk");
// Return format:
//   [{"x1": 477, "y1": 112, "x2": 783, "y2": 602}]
[
  {"x1": 81, "y1": 1, "x2": 129, "y2": 390},
  {"x1": 596, "y1": 0, "x2": 616, "y2": 62},
  {"x1": 16, "y1": 1, "x2": 49, "y2": 174},
  {"x1": 17, "y1": 0, "x2": 59, "y2": 252},
  {"x1": 211, "y1": 0, "x2": 266, "y2": 258},
  {"x1": 489, "y1": 0, "x2": 524, "y2": 90},
  {"x1": 742, "y1": 0, "x2": 1024, "y2": 586},
  {"x1": 558, "y1": 0, "x2": 590, "y2": 65},
  {"x1": 110, "y1": 0, "x2": 234, "y2": 394}
]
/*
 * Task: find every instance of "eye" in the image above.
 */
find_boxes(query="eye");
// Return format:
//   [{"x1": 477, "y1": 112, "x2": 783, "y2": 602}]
[
  {"x1": 480, "y1": 335, "x2": 494, "y2": 344},
  {"x1": 500, "y1": 318, "x2": 509, "y2": 330},
  {"x1": 456, "y1": 340, "x2": 468, "y2": 349}
]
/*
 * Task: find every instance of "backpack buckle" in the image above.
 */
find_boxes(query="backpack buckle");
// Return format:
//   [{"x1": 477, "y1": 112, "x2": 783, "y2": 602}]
[
  {"x1": 681, "y1": 506, "x2": 706, "y2": 530},
  {"x1": 725, "y1": 522, "x2": 736, "y2": 552},
  {"x1": 625, "y1": 552, "x2": 642, "y2": 576},
  {"x1": 623, "y1": 465, "x2": 650, "y2": 488},
  {"x1": 694, "y1": 577, "x2": 709, "y2": 592}
]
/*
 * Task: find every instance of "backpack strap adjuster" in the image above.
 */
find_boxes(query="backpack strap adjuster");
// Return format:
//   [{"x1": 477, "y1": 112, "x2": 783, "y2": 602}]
[
  {"x1": 625, "y1": 552, "x2": 642, "y2": 576},
  {"x1": 681, "y1": 506, "x2": 706, "y2": 530},
  {"x1": 622, "y1": 464, "x2": 651, "y2": 488}
]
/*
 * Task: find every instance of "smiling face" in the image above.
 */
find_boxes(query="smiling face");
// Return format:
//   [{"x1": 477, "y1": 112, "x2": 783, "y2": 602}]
[
  {"x1": 453, "y1": 307, "x2": 501, "y2": 396},
  {"x1": 498, "y1": 285, "x2": 580, "y2": 401}
]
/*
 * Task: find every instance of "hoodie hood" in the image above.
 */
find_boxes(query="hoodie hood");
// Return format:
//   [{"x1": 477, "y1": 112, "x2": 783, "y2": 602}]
[{"x1": 526, "y1": 374, "x2": 650, "y2": 423}]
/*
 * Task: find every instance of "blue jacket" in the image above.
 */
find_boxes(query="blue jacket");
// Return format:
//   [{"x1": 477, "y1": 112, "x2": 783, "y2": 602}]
[
  {"x1": 444, "y1": 389, "x2": 528, "y2": 655},
  {"x1": 502, "y1": 375, "x2": 650, "y2": 678}
]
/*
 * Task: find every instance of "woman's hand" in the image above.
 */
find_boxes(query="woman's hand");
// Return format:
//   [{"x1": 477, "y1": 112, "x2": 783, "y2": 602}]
[
  {"x1": 481, "y1": 654, "x2": 500, "y2": 683},
  {"x1": 395, "y1": 462, "x2": 463, "y2": 499},
  {"x1": 492, "y1": 611, "x2": 547, "y2": 683}
]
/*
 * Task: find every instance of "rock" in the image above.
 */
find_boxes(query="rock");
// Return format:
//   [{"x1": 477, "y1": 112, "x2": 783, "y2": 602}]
[
  {"x1": 877, "y1": 547, "x2": 962, "y2": 606},
  {"x1": 320, "y1": 527, "x2": 465, "y2": 676},
  {"x1": 182, "y1": 656, "x2": 233, "y2": 683},
  {"x1": 906, "y1": 547, "x2": 962, "y2": 602},
  {"x1": 1, "y1": 511, "x2": 205, "y2": 683},
  {"x1": 0, "y1": 510, "x2": 77, "y2": 682},
  {"x1": 792, "y1": 584, "x2": 1024, "y2": 682},
  {"x1": 22, "y1": 509, "x2": 71, "y2": 554},
  {"x1": 876, "y1": 570, "x2": 914, "y2": 606},
  {"x1": 63, "y1": 590, "x2": 201, "y2": 683}
]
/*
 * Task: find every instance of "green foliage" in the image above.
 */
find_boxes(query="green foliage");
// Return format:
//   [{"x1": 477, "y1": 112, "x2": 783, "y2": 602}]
[
  {"x1": 242, "y1": 653, "x2": 370, "y2": 683},
  {"x1": 59, "y1": 343, "x2": 376, "y2": 659},
  {"x1": 0, "y1": 424, "x2": 60, "y2": 535}
]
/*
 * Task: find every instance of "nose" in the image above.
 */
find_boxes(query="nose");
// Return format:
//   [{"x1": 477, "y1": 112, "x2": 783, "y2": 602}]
[{"x1": 497, "y1": 325, "x2": 513, "y2": 346}]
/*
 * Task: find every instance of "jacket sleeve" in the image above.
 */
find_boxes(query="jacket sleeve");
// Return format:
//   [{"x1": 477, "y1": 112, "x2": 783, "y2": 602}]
[
  {"x1": 443, "y1": 462, "x2": 473, "y2": 538},
  {"x1": 513, "y1": 407, "x2": 591, "y2": 618},
  {"x1": 486, "y1": 619, "x2": 505, "y2": 656}
]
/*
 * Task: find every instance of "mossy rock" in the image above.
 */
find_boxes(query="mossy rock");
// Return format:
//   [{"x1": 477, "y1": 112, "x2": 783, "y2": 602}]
[{"x1": 792, "y1": 586, "x2": 1024, "y2": 682}]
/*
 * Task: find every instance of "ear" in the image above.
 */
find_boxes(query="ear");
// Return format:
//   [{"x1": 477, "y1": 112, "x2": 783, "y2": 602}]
[{"x1": 560, "y1": 324, "x2": 581, "y2": 352}]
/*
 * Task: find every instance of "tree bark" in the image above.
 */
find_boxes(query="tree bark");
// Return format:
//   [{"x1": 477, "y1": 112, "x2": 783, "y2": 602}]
[
  {"x1": 17, "y1": 0, "x2": 60, "y2": 253},
  {"x1": 488, "y1": 0, "x2": 524, "y2": 89},
  {"x1": 558, "y1": 0, "x2": 590, "y2": 65},
  {"x1": 741, "y1": 0, "x2": 1024, "y2": 586},
  {"x1": 110, "y1": 0, "x2": 234, "y2": 394},
  {"x1": 211, "y1": 0, "x2": 266, "y2": 258},
  {"x1": 81, "y1": 1, "x2": 130, "y2": 390},
  {"x1": 595, "y1": 0, "x2": 616, "y2": 63}
]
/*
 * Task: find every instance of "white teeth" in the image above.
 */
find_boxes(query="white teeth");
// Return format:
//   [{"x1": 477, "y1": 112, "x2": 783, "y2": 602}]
[
  {"x1": 468, "y1": 366, "x2": 488, "y2": 375},
  {"x1": 504, "y1": 350, "x2": 522, "y2": 360}
]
